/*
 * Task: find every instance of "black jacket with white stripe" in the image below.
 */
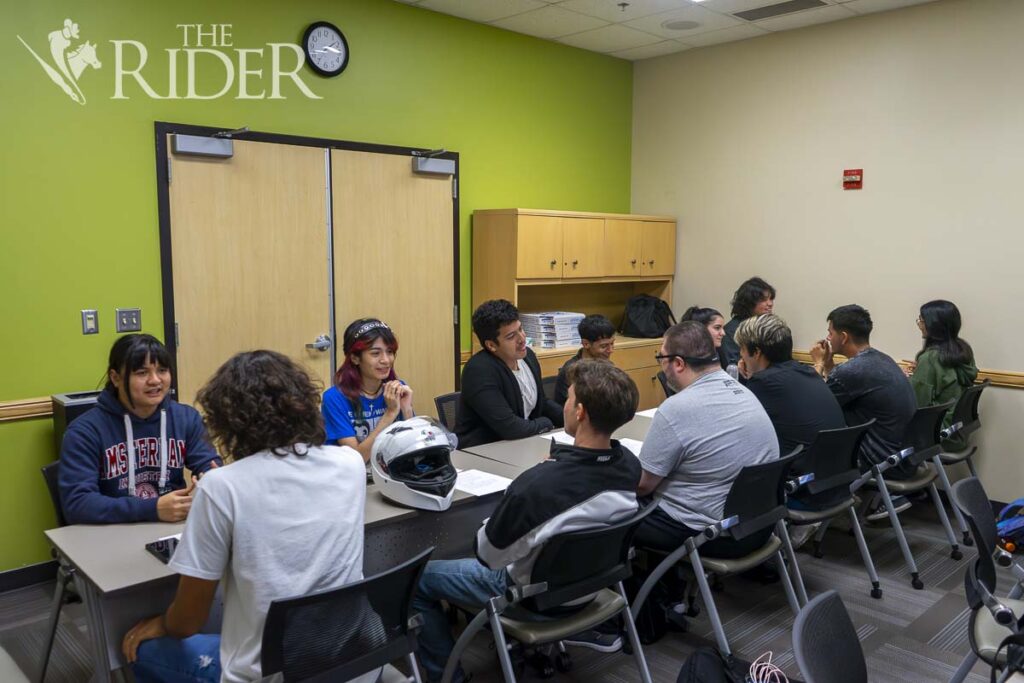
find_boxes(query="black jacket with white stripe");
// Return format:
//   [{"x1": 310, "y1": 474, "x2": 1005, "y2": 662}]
[{"x1": 475, "y1": 440, "x2": 642, "y2": 587}]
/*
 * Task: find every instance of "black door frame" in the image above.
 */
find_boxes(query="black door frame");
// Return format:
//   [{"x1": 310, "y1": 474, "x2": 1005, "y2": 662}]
[{"x1": 153, "y1": 121, "x2": 462, "y2": 394}]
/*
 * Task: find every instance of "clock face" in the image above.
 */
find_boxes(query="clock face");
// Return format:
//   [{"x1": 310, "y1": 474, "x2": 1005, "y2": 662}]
[{"x1": 303, "y1": 22, "x2": 349, "y2": 77}]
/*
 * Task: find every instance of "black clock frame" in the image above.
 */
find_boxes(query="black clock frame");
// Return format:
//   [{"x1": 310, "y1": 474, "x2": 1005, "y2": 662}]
[{"x1": 302, "y1": 21, "x2": 350, "y2": 77}]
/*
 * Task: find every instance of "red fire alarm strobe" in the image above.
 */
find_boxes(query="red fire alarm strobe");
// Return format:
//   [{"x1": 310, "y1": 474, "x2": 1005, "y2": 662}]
[{"x1": 843, "y1": 168, "x2": 863, "y2": 190}]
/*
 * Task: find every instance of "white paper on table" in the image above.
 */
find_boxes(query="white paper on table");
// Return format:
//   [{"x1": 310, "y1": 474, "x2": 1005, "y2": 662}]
[
  {"x1": 455, "y1": 469, "x2": 513, "y2": 496},
  {"x1": 156, "y1": 533, "x2": 182, "y2": 542},
  {"x1": 620, "y1": 438, "x2": 644, "y2": 455},
  {"x1": 635, "y1": 408, "x2": 657, "y2": 418},
  {"x1": 537, "y1": 430, "x2": 575, "y2": 446}
]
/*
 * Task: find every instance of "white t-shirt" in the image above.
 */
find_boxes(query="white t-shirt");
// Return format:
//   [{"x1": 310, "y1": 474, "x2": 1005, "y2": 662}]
[
  {"x1": 169, "y1": 444, "x2": 368, "y2": 683},
  {"x1": 512, "y1": 360, "x2": 538, "y2": 418}
]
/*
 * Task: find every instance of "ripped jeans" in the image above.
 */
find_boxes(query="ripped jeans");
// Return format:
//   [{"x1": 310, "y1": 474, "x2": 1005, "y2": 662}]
[{"x1": 132, "y1": 634, "x2": 221, "y2": 683}]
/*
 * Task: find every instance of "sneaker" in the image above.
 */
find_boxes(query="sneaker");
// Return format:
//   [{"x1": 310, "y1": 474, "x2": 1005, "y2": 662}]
[
  {"x1": 563, "y1": 629, "x2": 623, "y2": 653},
  {"x1": 865, "y1": 495, "x2": 912, "y2": 522}
]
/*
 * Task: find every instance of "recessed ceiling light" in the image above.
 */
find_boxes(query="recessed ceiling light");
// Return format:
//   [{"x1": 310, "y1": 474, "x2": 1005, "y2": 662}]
[{"x1": 662, "y1": 19, "x2": 702, "y2": 30}]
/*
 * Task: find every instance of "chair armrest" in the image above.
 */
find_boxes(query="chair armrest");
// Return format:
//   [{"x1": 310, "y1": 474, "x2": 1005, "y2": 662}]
[
  {"x1": 684, "y1": 515, "x2": 739, "y2": 552},
  {"x1": 995, "y1": 548, "x2": 1014, "y2": 568},
  {"x1": 505, "y1": 582, "x2": 548, "y2": 604},
  {"x1": 872, "y1": 447, "x2": 915, "y2": 477},
  {"x1": 785, "y1": 473, "x2": 815, "y2": 494},
  {"x1": 972, "y1": 563, "x2": 1017, "y2": 626},
  {"x1": 941, "y1": 421, "x2": 964, "y2": 440}
]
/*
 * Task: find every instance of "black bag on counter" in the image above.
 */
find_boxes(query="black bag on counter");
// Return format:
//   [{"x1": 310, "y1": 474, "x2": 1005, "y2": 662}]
[{"x1": 620, "y1": 295, "x2": 676, "y2": 338}]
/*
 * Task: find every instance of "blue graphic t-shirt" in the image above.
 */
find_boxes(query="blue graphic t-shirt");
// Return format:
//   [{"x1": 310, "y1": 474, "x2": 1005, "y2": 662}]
[{"x1": 322, "y1": 385, "x2": 404, "y2": 444}]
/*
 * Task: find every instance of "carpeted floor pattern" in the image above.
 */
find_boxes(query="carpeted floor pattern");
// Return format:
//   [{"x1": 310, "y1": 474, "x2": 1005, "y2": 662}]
[{"x1": 2, "y1": 503, "x2": 1016, "y2": 682}]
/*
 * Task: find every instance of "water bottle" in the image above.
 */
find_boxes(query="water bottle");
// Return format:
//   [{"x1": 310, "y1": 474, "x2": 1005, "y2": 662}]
[{"x1": 726, "y1": 363, "x2": 739, "y2": 380}]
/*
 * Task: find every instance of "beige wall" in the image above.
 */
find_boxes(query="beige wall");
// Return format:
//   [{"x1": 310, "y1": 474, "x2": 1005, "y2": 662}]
[{"x1": 631, "y1": 0, "x2": 1024, "y2": 502}]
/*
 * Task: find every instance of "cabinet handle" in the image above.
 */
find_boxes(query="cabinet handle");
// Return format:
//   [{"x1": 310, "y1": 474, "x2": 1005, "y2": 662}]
[
  {"x1": 631, "y1": 259, "x2": 637, "y2": 266},
  {"x1": 550, "y1": 260, "x2": 557, "y2": 267},
  {"x1": 572, "y1": 260, "x2": 579, "y2": 267},
  {"x1": 649, "y1": 259, "x2": 655, "y2": 266}
]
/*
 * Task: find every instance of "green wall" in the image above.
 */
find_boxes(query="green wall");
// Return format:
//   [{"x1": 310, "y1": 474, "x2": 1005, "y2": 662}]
[{"x1": 0, "y1": 1, "x2": 631, "y2": 571}]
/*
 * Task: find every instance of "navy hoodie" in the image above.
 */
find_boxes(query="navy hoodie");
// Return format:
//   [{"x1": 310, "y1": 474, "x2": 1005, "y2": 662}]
[{"x1": 58, "y1": 387, "x2": 221, "y2": 524}]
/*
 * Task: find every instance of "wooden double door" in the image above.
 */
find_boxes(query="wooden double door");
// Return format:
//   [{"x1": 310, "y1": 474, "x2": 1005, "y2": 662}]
[{"x1": 162, "y1": 134, "x2": 457, "y2": 419}]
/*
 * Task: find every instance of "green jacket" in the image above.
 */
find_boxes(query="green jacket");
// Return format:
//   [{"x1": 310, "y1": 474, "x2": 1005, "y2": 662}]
[{"x1": 911, "y1": 348, "x2": 978, "y2": 450}]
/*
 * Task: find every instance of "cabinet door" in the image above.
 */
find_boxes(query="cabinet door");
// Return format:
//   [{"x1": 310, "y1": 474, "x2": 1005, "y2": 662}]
[
  {"x1": 604, "y1": 219, "x2": 643, "y2": 277},
  {"x1": 625, "y1": 366, "x2": 664, "y2": 412},
  {"x1": 641, "y1": 222, "x2": 676, "y2": 276},
  {"x1": 561, "y1": 217, "x2": 605, "y2": 278},
  {"x1": 516, "y1": 215, "x2": 563, "y2": 279}
]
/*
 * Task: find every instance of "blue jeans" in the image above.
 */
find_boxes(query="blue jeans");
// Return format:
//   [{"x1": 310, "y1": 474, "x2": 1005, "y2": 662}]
[
  {"x1": 412, "y1": 559, "x2": 510, "y2": 683},
  {"x1": 132, "y1": 634, "x2": 222, "y2": 683}
]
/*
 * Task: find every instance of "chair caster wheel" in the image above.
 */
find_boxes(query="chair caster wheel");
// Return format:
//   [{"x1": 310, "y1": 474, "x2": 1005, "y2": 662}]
[
  {"x1": 951, "y1": 549, "x2": 963, "y2": 561},
  {"x1": 527, "y1": 653, "x2": 555, "y2": 679},
  {"x1": 555, "y1": 652, "x2": 572, "y2": 672},
  {"x1": 963, "y1": 532, "x2": 974, "y2": 547},
  {"x1": 911, "y1": 575, "x2": 924, "y2": 590},
  {"x1": 870, "y1": 586, "x2": 883, "y2": 600}
]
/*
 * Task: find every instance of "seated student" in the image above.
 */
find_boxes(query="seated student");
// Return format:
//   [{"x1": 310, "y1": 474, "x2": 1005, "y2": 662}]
[
  {"x1": 124, "y1": 350, "x2": 369, "y2": 683},
  {"x1": 906, "y1": 300, "x2": 978, "y2": 450},
  {"x1": 636, "y1": 322, "x2": 779, "y2": 557},
  {"x1": 415, "y1": 359, "x2": 642, "y2": 682},
  {"x1": 810, "y1": 305, "x2": 916, "y2": 520},
  {"x1": 680, "y1": 305, "x2": 728, "y2": 371},
  {"x1": 721, "y1": 276, "x2": 776, "y2": 366},
  {"x1": 735, "y1": 314, "x2": 845, "y2": 512},
  {"x1": 322, "y1": 318, "x2": 413, "y2": 463},
  {"x1": 455, "y1": 300, "x2": 563, "y2": 448},
  {"x1": 553, "y1": 314, "x2": 616, "y2": 406},
  {"x1": 59, "y1": 334, "x2": 220, "y2": 525}
]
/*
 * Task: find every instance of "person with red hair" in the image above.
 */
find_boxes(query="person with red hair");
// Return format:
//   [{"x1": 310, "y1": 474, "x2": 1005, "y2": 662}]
[{"x1": 322, "y1": 318, "x2": 413, "y2": 463}]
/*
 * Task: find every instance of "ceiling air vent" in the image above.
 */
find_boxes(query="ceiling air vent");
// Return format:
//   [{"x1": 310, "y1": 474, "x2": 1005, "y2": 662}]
[{"x1": 734, "y1": 0, "x2": 826, "y2": 21}]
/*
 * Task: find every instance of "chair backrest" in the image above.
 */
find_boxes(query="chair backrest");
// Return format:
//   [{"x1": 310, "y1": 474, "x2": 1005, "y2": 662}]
[
  {"x1": 901, "y1": 401, "x2": 955, "y2": 466},
  {"x1": 41, "y1": 461, "x2": 67, "y2": 528},
  {"x1": 525, "y1": 503, "x2": 657, "y2": 613},
  {"x1": 951, "y1": 477, "x2": 999, "y2": 556},
  {"x1": 797, "y1": 421, "x2": 874, "y2": 496},
  {"x1": 656, "y1": 370, "x2": 676, "y2": 398},
  {"x1": 721, "y1": 447, "x2": 801, "y2": 541},
  {"x1": 433, "y1": 392, "x2": 460, "y2": 431},
  {"x1": 261, "y1": 547, "x2": 433, "y2": 682},
  {"x1": 950, "y1": 379, "x2": 989, "y2": 442},
  {"x1": 792, "y1": 590, "x2": 867, "y2": 683},
  {"x1": 541, "y1": 375, "x2": 558, "y2": 403}
]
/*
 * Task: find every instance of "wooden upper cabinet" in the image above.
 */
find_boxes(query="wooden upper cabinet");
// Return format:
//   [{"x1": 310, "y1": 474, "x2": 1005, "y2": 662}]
[
  {"x1": 604, "y1": 219, "x2": 644, "y2": 277},
  {"x1": 641, "y1": 221, "x2": 675, "y2": 276},
  {"x1": 516, "y1": 215, "x2": 563, "y2": 278},
  {"x1": 561, "y1": 217, "x2": 605, "y2": 278}
]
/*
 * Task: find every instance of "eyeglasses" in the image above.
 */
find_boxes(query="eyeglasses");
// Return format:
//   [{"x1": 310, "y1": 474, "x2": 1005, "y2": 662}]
[{"x1": 655, "y1": 353, "x2": 681, "y2": 363}]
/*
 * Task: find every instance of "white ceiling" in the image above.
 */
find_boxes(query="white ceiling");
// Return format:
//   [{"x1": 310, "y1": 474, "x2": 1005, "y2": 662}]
[{"x1": 393, "y1": 0, "x2": 940, "y2": 60}]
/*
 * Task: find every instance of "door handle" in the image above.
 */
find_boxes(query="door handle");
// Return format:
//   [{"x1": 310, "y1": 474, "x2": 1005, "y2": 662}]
[{"x1": 306, "y1": 334, "x2": 332, "y2": 352}]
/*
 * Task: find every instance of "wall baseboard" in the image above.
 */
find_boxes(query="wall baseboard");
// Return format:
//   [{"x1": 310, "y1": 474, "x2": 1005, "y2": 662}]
[{"x1": 0, "y1": 560, "x2": 57, "y2": 593}]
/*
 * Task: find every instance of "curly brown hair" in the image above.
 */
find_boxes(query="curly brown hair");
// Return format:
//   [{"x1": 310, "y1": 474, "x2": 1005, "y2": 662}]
[{"x1": 196, "y1": 350, "x2": 325, "y2": 461}]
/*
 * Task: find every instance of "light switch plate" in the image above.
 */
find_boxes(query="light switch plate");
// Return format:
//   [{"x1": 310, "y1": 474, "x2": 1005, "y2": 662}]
[
  {"x1": 81, "y1": 309, "x2": 98, "y2": 335},
  {"x1": 116, "y1": 308, "x2": 142, "y2": 332}
]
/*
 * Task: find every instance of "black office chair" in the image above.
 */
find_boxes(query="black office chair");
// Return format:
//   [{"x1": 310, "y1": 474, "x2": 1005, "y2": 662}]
[
  {"x1": 792, "y1": 590, "x2": 867, "y2": 683},
  {"x1": 934, "y1": 379, "x2": 991, "y2": 546},
  {"x1": 261, "y1": 547, "x2": 433, "y2": 683},
  {"x1": 785, "y1": 421, "x2": 883, "y2": 599},
  {"x1": 949, "y1": 478, "x2": 1024, "y2": 683},
  {"x1": 433, "y1": 392, "x2": 460, "y2": 431},
  {"x1": 632, "y1": 448, "x2": 806, "y2": 658},
  {"x1": 442, "y1": 505, "x2": 657, "y2": 683},
  {"x1": 38, "y1": 461, "x2": 79, "y2": 683},
  {"x1": 655, "y1": 371, "x2": 676, "y2": 399},
  {"x1": 852, "y1": 401, "x2": 963, "y2": 590},
  {"x1": 541, "y1": 376, "x2": 558, "y2": 403}
]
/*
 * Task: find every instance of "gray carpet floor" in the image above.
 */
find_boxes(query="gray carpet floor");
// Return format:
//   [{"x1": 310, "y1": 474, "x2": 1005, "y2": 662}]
[{"x1": 2, "y1": 503, "x2": 1015, "y2": 682}]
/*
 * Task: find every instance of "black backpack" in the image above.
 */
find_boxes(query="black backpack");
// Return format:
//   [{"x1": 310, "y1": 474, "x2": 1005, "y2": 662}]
[
  {"x1": 676, "y1": 648, "x2": 744, "y2": 683},
  {"x1": 620, "y1": 295, "x2": 676, "y2": 338}
]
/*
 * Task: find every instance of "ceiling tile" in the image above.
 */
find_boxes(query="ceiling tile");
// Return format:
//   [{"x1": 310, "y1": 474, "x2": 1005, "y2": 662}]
[
  {"x1": 683, "y1": 23, "x2": 769, "y2": 47},
  {"x1": 698, "y1": 0, "x2": 787, "y2": 13},
  {"x1": 491, "y1": 4, "x2": 609, "y2": 39},
  {"x1": 842, "y1": 0, "x2": 937, "y2": 14},
  {"x1": 625, "y1": 4, "x2": 743, "y2": 39},
  {"x1": 556, "y1": 0, "x2": 691, "y2": 24},
  {"x1": 611, "y1": 39, "x2": 693, "y2": 60},
  {"x1": 558, "y1": 23, "x2": 665, "y2": 52},
  {"x1": 752, "y1": 3, "x2": 855, "y2": 31},
  {"x1": 417, "y1": 0, "x2": 547, "y2": 23}
]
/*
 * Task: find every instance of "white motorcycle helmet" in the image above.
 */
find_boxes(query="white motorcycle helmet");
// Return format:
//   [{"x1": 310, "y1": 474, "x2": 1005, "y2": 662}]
[{"x1": 371, "y1": 417, "x2": 458, "y2": 511}]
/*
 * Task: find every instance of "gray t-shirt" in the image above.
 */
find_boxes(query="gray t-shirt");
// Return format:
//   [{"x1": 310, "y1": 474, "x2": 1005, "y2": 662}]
[
  {"x1": 169, "y1": 444, "x2": 369, "y2": 683},
  {"x1": 639, "y1": 370, "x2": 779, "y2": 529}
]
